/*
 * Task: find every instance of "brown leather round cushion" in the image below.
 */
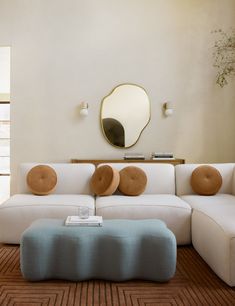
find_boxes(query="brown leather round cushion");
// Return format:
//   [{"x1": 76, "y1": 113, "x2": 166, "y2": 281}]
[
  {"x1": 27, "y1": 165, "x2": 57, "y2": 195},
  {"x1": 190, "y1": 165, "x2": 222, "y2": 195},
  {"x1": 118, "y1": 166, "x2": 147, "y2": 196},
  {"x1": 90, "y1": 165, "x2": 120, "y2": 196}
]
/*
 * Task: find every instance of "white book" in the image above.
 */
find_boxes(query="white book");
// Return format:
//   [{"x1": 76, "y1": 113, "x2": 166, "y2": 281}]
[
  {"x1": 151, "y1": 157, "x2": 175, "y2": 160},
  {"x1": 69, "y1": 216, "x2": 103, "y2": 223},
  {"x1": 151, "y1": 153, "x2": 174, "y2": 158},
  {"x1": 152, "y1": 152, "x2": 173, "y2": 156},
  {"x1": 65, "y1": 222, "x2": 102, "y2": 227},
  {"x1": 65, "y1": 216, "x2": 103, "y2": 227},
  {"x1": 124, "y1": 153, "x2": 145, "y2": 159},
  {"x1": 124, "y1": 157, "x2": 145, "y2": 160}
]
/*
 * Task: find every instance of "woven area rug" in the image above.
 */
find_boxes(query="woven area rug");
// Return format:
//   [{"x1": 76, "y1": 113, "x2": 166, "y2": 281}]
[{"x1": 0, "y1": 244, "x2": 235, "y2": 306}]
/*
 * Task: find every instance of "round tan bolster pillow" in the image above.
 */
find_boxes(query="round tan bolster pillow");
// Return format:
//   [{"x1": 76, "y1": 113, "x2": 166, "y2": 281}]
[
  {"x1": 27, "y1": 165, "x2": 57, "y2": 195},
  {"x1": 118, "y1": 166, "x2": 147, "y2": 196},
  {"x1": 190, "y1": 165, "x2": 222, "y2": 196},
  {"x1": 90, "y1": 165, "x2": 120, "y2": 196}
]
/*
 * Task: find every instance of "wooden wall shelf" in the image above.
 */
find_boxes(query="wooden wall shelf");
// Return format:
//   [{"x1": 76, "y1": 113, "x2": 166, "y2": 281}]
[{"x1": 71, "y1": 158, "x2": 185, "y2": 167}]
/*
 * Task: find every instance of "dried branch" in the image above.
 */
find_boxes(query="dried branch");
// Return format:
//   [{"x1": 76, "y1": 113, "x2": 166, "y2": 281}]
[{"x1": 212, "y1": 28, "x2": 235, "y2": 87}]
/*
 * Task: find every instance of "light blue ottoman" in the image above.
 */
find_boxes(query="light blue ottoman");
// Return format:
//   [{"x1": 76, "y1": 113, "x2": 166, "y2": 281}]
[{"x1": 20, "y1": 219, "x2": 176, "y2": 282}]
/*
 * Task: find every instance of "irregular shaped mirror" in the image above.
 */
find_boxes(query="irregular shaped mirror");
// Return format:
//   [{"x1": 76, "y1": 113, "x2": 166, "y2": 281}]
[{"x1": 101, "y1": 84, "x2": 151, "y2": 148}]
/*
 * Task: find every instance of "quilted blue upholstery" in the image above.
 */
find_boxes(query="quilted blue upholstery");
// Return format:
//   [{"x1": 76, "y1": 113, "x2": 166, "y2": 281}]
[{"x1": 20, "y1": 219, "x2": 176, "y2": 282}]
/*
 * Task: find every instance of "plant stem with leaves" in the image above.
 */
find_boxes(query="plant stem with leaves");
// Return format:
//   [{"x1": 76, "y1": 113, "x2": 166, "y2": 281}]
[{"x1": 212, "y1": 28, "x2": 235, "y2": 87}]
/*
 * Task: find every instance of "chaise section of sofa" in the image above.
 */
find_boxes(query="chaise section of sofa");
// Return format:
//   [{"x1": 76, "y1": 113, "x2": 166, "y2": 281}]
[
  {"x1": 0, "y1": 163, "x2": 96, "y2": 244},
  {"x1": 176, "y1": 163, "x2": 235, "y2": 286},
  {"x1": 95, "y1": 163, "x2": 192, "y2": 245}
]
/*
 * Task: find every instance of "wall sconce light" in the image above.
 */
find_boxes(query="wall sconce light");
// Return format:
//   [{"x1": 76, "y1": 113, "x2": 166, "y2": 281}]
[
  {"x1": 80, "y1": 102, "x2": 89, "y2": 116},
  {"x1": 163, "y1": 102, "x2": 173, "y2": 117}
]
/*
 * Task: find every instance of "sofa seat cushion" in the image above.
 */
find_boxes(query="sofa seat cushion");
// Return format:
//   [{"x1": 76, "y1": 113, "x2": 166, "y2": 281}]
[
  {"x1": 181, "y1": 194, "x2": 235, "y2": 286},
  {"x1": 0, "y1": 194, "x2": 95, "y2": 244},
  {"x1": 96, "y1": 194, "x2": 191, "y2": 245},
  {"x1": 1, "y1": 194, "x2": 95, "y2": 209},
  {"x1": 181, "y1": 194, "x2": 235, "y2": 235}
]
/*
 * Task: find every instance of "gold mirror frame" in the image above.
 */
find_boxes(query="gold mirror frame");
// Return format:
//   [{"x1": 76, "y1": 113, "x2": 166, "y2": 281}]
[{"x1": 100, "y1": 83, "x2": 151, "y2": 148}]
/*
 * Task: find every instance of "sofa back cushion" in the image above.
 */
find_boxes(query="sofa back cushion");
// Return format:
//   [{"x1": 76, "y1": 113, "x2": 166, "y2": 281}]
[
  {"x1": 99, "y1": 163, "x2": 175, "y2": 194},
  {"x1": 18, "y1": 163, "x2": 95, "y2": 195},
  {"x1": 175, "y1": 163, "x2": 235, "y2": 196}
]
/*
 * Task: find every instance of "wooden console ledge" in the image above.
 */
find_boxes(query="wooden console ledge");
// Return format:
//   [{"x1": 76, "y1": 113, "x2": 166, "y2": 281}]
[{"x1": 71, "y1": 158, "x2": 185, "y2": 167}]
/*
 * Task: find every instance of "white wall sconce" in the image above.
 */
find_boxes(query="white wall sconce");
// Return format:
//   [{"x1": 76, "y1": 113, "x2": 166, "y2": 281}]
[
  {"x1": 163, "y1": 102, "x2": 173, "y2": 117},
  {"x1": 80, "y1": 102, "x2": 89, "y2": 116}
]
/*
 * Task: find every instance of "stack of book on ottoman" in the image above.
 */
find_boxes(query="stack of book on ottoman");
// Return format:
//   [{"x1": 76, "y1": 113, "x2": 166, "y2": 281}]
[{"x1": 65, "y1": 216, "x2": 103, "y2": 227}]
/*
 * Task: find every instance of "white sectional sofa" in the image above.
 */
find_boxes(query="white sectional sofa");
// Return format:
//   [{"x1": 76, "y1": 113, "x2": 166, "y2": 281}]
[
  {"x1": 0, "y1": 162, "x2": 235, "y2": 286},
  {"x1": 96, "y1": 163, "x2": 191, "y2": 245},
  {"x1": 0, "y1": 163, "x2": 96, "y2": 243},
  {"x1": 0, "y1": 162, "x2": 191, "y2": 245},
  {"x1": 176, "y1": 163, "x2": 235, "y2": 287}
]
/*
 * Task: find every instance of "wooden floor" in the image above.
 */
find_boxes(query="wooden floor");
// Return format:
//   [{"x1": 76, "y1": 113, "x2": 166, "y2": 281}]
[{"x1": 0, "y1": 244, "x2": 234, "y2": 306}]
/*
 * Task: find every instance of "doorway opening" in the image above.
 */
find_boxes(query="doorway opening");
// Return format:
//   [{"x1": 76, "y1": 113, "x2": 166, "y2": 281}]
[{"x1": 0, "y1": 47, "x2": 10, "y2": 203}]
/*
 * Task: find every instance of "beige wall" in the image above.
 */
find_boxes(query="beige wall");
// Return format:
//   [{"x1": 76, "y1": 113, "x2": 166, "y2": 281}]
[{"x1": 0, "y1": 0, "x2": 234, "y2": 193}]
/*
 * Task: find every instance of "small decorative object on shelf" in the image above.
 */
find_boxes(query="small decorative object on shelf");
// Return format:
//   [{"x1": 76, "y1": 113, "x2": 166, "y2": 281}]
[
  {"x1": 123, "y1": 153, "x2": 145, "y2": 160},
  {"x1": 151, "y1": 152, "x2": 175, "y2": 160},
  {"x1": 65, "y1": 215, "x2": 103, "y2": 227}
]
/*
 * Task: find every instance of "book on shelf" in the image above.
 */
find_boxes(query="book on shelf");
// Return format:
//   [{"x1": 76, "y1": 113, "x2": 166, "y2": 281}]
[
  {"x1": 151, "y1": 152, "x2": 174, "y2": 159},
  {"x1": 124, "y1": 157, "x2": 145, "y2": 160},
  {"x1": 123, "y1": 153, "x2": 145, "y2": 160},
  {"x1": 151, "y1": 157, "x2": 176, "y2": 160},
  {"x1": 65, "y1": 216, "x2": 103, "y2": 227}
]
